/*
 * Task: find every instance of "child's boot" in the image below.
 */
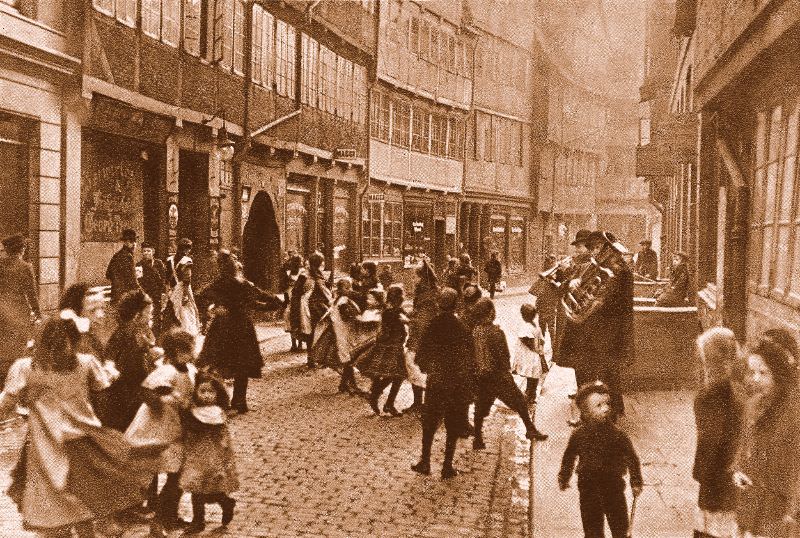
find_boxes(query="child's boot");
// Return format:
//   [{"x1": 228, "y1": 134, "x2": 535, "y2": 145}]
[
  {"x1": 525, "y1": 378, "x2": 539, "y2": 406},
  {"x1": 221, "y1": 495, "x2": 236, "y2": 526},
  {"x1": 185, "y1": 495, "x2": 206, "y2": 534}
]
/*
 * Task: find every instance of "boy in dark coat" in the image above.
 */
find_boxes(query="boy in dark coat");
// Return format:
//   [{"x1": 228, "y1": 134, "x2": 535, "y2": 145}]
[
  {"x1": 106, "y1": 228, "x2": 141, "y2": 304},
  {"x1": 412, "y1": 288, "x2": 475, "y2": 479},
  {"x1": 558, "y1": 381, "x2": 643, "y2": 538},
  {"x1": 483, "y1": 251, "x2": 502, "y2": 299}
]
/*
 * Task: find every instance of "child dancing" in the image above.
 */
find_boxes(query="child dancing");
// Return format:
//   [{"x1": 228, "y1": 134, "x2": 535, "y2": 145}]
[{"x1": 180, "y1": 372, "x2": 239, "y2": 533}]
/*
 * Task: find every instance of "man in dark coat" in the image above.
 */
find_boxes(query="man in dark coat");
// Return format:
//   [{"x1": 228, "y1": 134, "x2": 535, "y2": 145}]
[
  {"x1": 0, "y1": 234, "x2": 40, "y2": 377},
  {"x1": 137, "y1": 242, "x2": 167, "y2": 336},
  {"x1": 412, "y1": 287, "x2": 476, "y2": 480},
  {"x1": 633, "y1": 239, "x2": 659, "y2": 280},
  {"x1": 483, "y1": 251, "x2": 502, "y2": 299},
  {"x1": 557, "y1": 232, "x2": 634, "y2": 419},
  {"x1": 106, "y1": 228, "x2": 140, "y2": 304}
]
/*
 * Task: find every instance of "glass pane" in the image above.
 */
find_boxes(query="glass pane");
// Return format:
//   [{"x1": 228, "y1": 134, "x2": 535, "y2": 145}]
[
  {"x1": 764, "y1": 162, "x2": 779, "y2": 222},
  {"x1": 786, "y1": 104, "x2": 800, "y2": 156},
  {"x1": 780, "y1": 156, "x2": 796, "y2": 221},
  {"x1": 768, "y1": 105, "x2": 783, "y2": 162},
  {"x1": 755, "y1": 112, "x2": 767, "y2": 166},
  {"x1": 752, "y1": 168, "x2": 765, "y2": 223},
  {"x1": 760, "y1": 226, "x2": 773, "y2": 288},
  {"x1": 774, "y1": 225, "x2": 791, "y2": 292},
  {"x1": 792, "y1": 228, "x2": 800, "y2": 296},
  {"x1": 748, "y1": 226, "x2": 763, "y2": 286}
]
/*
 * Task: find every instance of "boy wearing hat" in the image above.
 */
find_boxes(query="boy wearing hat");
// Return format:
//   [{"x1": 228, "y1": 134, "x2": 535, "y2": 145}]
[
  {"x1": 558, "y1": 381, "x2": 643, "y2": 538},
  {"x1": 634, "y1": 239, "x2": 658, "y2": 280},
  {"x1": 106, "y1": 229, "x2": 141, "y2": 304},
  {"x1": 137, "y1": 242, "x2": 168, "y2": 336}
]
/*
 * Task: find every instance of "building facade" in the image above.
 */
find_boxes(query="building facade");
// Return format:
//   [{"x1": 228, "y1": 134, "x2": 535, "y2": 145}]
[
  {"x1": 462, "y1": 0, "x2": 538, "y2": 287},
  {"x1": 0, "y1": 0, "x2": 82, "y2": 311},
  {"x1": 79, "y1": 0, "x2": 374, "y2": 290},
  {"x1": 367, "y1": 0, "x2": 473, "y2": 281},
  {"x1": 690, "y1": 0, "x2": 800, "y2": 338}
]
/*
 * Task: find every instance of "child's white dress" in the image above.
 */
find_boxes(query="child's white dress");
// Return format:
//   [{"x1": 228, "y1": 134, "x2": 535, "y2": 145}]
[
  {"x1": 125, "y1": 361, "x2": 197, "y2": 473},
  {"x1": 511, "y1": 323, "x2": 546, "y2": 379}
]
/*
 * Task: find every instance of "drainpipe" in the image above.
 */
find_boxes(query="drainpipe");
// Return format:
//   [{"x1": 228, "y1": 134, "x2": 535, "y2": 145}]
[
  {"x1": 359, "y1": 2, "x2": 380, "y2": 262},
  {"x1": 231, "y1": 0, "x2": 254, "y2": 250}
]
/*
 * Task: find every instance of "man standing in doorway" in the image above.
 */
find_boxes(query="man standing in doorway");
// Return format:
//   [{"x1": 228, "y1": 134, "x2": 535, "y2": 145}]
[
  {"x1": 106, "y1": 228, "x2": 140, "y2": 304},
  {"x1": 137, "y1": 242, "x2": 167, "y2": 337}
]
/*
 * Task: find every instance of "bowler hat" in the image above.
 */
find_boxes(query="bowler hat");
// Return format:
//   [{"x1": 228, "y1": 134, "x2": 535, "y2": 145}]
[
  {"x1": 639, "y1": 239, "x2": 652, "y2": 246},
  {"x1": 571, "y1": 229, "x2": 592, "y2": 246},
  {"x1": 121, "y1": 229, "x2": 137, "y2": 242},
  {"x1": 1, "y1": 233, "x2": 26, "y2": 255}
]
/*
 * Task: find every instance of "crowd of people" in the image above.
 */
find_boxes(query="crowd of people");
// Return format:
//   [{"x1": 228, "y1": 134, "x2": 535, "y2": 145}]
[{"x1": 1, "y1": 225, "x2": 799, "y2": 538}]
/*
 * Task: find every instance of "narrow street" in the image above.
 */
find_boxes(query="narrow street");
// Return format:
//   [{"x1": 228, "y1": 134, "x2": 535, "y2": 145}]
[{"x1": 0, "y1": 290, "x2": 701, "y2": 537}]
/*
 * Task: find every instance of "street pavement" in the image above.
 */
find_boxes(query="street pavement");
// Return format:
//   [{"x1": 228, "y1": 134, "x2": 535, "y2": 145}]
[{"x1": 0, "y1": 289, "x2": 698, "y2": 537}]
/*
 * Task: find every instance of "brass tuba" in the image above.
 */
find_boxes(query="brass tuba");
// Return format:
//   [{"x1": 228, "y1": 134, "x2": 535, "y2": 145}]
[{"x1": 561, "y1": 233, "x2": 628, "y2": 324}]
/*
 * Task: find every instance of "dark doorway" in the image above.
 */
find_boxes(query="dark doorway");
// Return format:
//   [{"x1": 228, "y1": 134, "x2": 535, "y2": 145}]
[
  {"x1": 242, "y1": 190, "x2": 281, "y2": 291},
  {"x1": 178, "y1": 151, "x2": 210, "y2": 287},
  {"x1": 434, "y1": 219, "x2": 446, "y2": 274},
  {"x1": 0, "y1": 113, "x2": 31, "y2": 246}
]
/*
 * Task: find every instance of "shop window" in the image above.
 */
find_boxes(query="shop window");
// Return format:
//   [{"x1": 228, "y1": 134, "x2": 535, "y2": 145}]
[
  {"x1": 362, "y1": 199, "x2": 402, "y2": 259},
  {"x1": 392, "y1": 100, "x2": 410, "y2": 149},
  {"x1": 276, "y1": 19, "x2": 296, "y2": 98},
  {"x1": 184, "y1": 0, "x2": 202, "y2": 55},
  {"x1": 286, "y1": 189, "x2": 309, "y2": 255},
  {"x1": 509, "y1": 217, "x2": 526, "y2": 273},
  {"x1": 404, "y1": 204, "x2": 432, "y2": 267},
  {"x1": 411, "y1": 107, "x2": 430, "y2": 154},
  {"x1": 749, "y1": 100, "x2": 800, "y2": 301}
]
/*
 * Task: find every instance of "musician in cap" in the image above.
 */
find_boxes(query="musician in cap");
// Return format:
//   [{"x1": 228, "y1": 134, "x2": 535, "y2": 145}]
[
  {"x1": 0, "y1": 234, "x2": 41, "y2": 375},
  {"x1": 557, "y1": 231, "x2": 634, "y2": 420}
]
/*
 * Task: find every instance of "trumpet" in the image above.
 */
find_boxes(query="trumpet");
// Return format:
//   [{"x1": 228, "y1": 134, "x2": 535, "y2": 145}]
[{"x1": 538, "y1": 256, "x2": 574, "y2": 288}]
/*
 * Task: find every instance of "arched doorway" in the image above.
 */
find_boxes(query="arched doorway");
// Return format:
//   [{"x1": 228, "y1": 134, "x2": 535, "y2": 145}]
[{"x1": 242, "y1": 190, "x2": 281, "y2": 291}]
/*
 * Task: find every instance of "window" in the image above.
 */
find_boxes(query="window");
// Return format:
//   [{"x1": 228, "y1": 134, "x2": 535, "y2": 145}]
[
  {"x1": 481, "y1": 113, "x2": 493, "y2": 162},
  {"x1": 509, "y1": 216, "x2": 526, "y2": 273},
  {"x1": 639, "y1": 117, "x2": 651, "y2": 146},
  {"x1": 411, "y1": 107, "x2": 430, "y2": 153},
  {"x1": 142, "y1": 0, "x2": 161, "y2": 38},
  {"x1": 362, "y1": 199, "x2": 402, "y2": 258},
  {"x1": 404, "y1": 204, "x2": 433, "y2": 266},
  {"x1": 301, "y1": 33, "x2": 319, "y2": 106},
  {"x1": 319, "y1": 45, "x2": 336, "y2": 113},
  {"x1": 431, "y1": 114, "x2": 443, "y2": 157},
  {"x1": 410, "y1": 17, "x2": 420, "y2": 56},
  {"x1": 430, "y1": 27, "x2": 439, "y2": 65},
  {"x1": 353, "y1": 64, "x2": 367, "y2": 124},
  {"x1": 161, "y1": 0, "x2": 180, "y2": 46},
  {"x1": 513, "y1": 121, "x2": 524, "y2": 166},
  {"x1": 116, "y1": 0, "x2": 136, "y2": 26},
  {"x1": 252, "y1": 8, "x2": 264, "y2": 82},
  {"x1": 276, "y1": 20, "x2": 296, "y2": 98},
  {"x1": 448, "y1": 117, "x2": 463, "y2": 160},
  {"x1": 371, "y1": 91, "x2": 390, "y2": 141},
  {"x1": 220, "y1": 0, "x2": 234, "y2": 68},
  {"x1": 337, "y1": 57, "x2": 353, "y2": 120},
  {"x1": 184, "y1": 0, "x2": 202, "y2": 55},
  {"x1": 260, "y1": 10, "x2": 274, "y2": 87},
  {"x1": 93, "y1": 0, "x2": 114, "y2": 16},
  {"x1": 446, "y1": 34, "x2": 456, "y2": 73},
  {"x1": 233, "y1": 0, "x2": 245, "y2": 73},
  {"x1": 750, "y1": 101, "x2": 800, "y2": 300},
  {"x1": 419, "y1": 19, "x2": 430, "y2": 62},
  {"x1": 392, "y1": 100, "x2": 410, "y2": 149}
]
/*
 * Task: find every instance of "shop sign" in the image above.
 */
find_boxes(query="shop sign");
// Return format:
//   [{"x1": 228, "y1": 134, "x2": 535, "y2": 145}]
[
  {"x1": 511, "y1": 226, "x2": 523, "y2": 234},
  {"x1": 369, "y1": 193, "x2": 385, "y2": 202},
  {"x1": 412, "y1": 221, "x2": 424, "y2": 232},
  {"x1": 89, "y1": 95, "x2": 173, "y2": 144},
  {"x1": 492, "y1": 226, "x2": 505, "y2": 233}
]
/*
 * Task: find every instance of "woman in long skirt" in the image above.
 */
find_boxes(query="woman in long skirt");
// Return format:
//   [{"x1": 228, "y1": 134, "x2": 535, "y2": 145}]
[
  {"x1": 197, "y1": 250, "x2": 283, "y2": 414},
  {"x1": 0, "y1": 318, "x2": 157, "y2": 537},
  {"x1": 405, "y1": 260, "x2": 439, "y2": 413}
]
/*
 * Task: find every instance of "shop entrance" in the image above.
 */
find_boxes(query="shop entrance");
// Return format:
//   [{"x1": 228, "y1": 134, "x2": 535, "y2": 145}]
[
  {"x1": 0, "y1": 113, "x2": 31, "y2": 249},
  {"x1": 178, "y1": 150, "x2": 210, "y2": 286},
  {"x1": 242, "y1": 190, "x2": 281, "y2": 291}
]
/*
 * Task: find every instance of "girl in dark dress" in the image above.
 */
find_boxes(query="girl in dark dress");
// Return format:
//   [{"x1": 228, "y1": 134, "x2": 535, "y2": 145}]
[
  {"x1": 306, "y1": 253, "x2": 332, "y2": 368},
  {"x1": 359, "y1": 285, "x2": 408, "y2": 417},
  {"x1": 197, "y1": 250, "x2": 283, "y2": 414},
  {"x1": 102, "y1": 289, "x2": 158, "y2": 431}
]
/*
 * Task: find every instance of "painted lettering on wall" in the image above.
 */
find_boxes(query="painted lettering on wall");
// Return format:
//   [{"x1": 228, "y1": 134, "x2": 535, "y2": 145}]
[{"x1": 81, "y1": 151, "x2": 144, "y2": 242}]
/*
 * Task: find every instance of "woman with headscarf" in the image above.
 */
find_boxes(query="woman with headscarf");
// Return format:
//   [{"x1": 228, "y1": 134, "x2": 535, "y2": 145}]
[
  {"x1": 197, "y1": 250, "x2": 284, "y2": 414},
  {"x1": 734, "y1": 328, "x2": 800, "y2": 538}
]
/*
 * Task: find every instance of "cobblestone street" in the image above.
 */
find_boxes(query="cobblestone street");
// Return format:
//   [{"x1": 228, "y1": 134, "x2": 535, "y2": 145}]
[{"x1": 0, "y1": 292, "x2": 533, "y2": 538}]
